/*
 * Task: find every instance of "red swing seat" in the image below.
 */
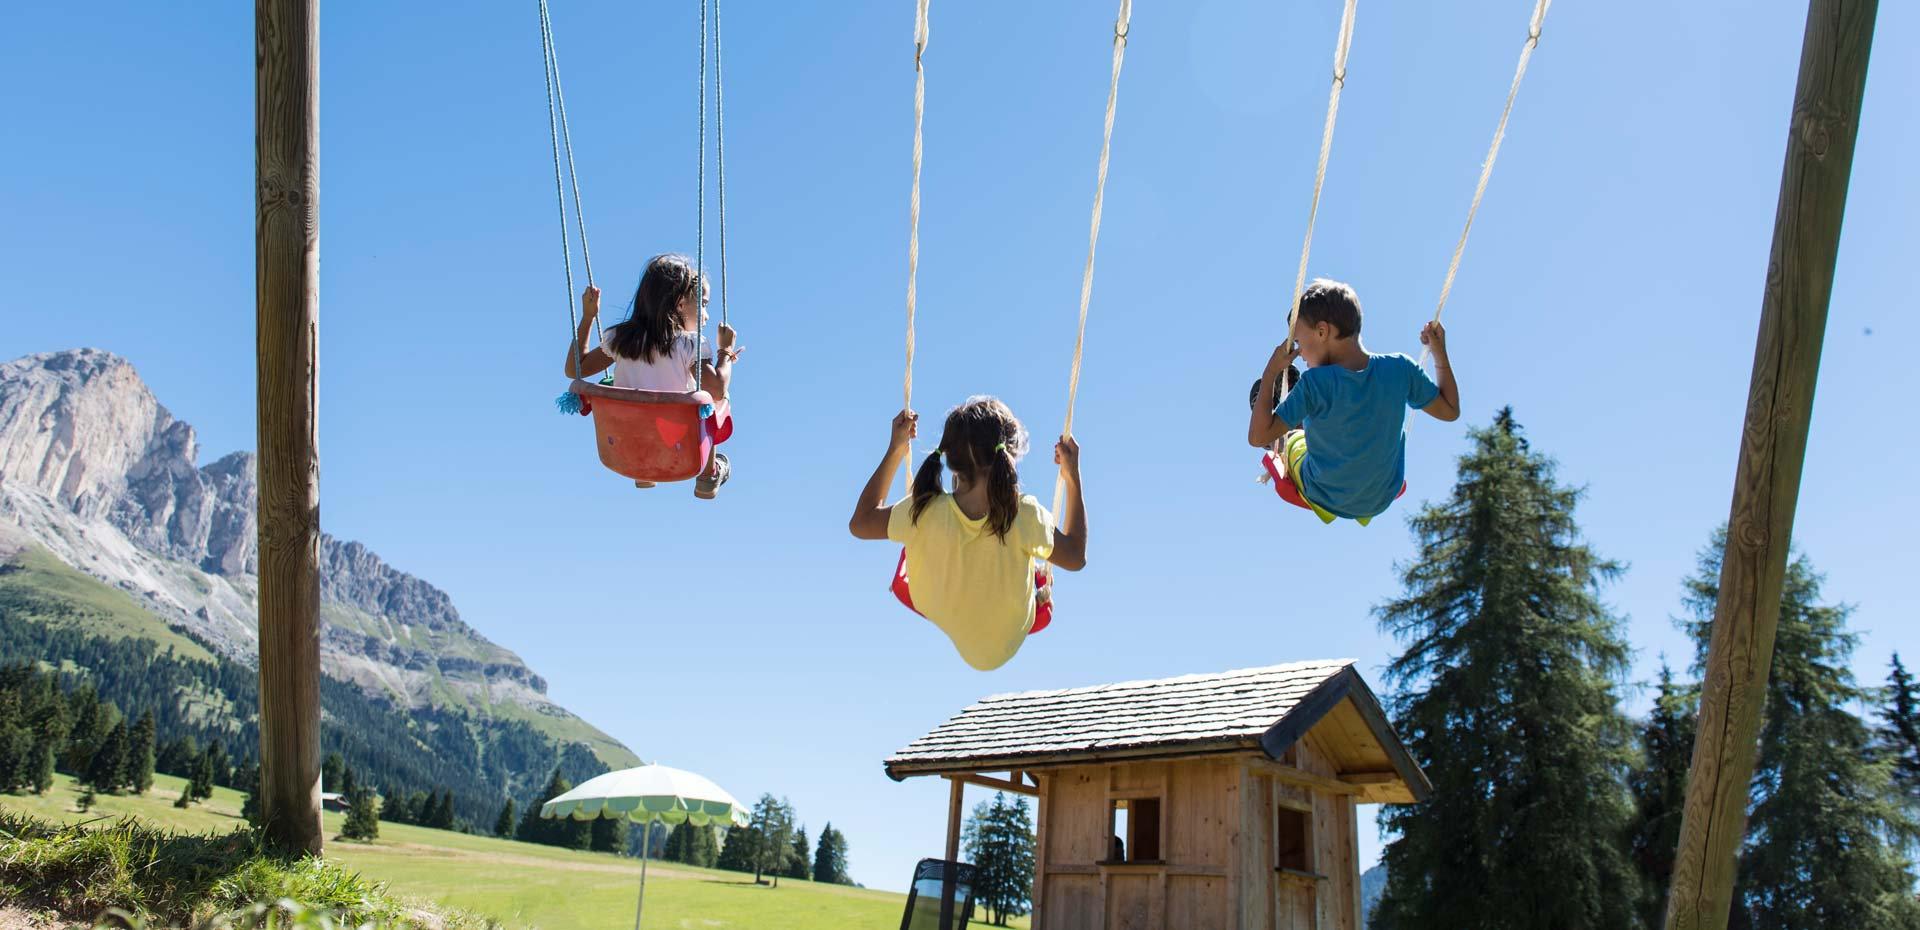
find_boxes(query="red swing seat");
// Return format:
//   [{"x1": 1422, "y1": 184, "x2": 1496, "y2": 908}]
[
  {"x1": 1260, "y1": 450, "x2": 1406, "y2": 514},
  {"x1": 569, "y1": 379, "x2": 733, "y2": 483},
  {"x1": 891, "y1": 549, "x2": 1053, "y2": 634}
]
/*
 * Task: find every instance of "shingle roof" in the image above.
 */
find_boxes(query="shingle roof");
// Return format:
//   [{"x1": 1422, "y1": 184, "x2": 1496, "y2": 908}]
[{"x1": 886, "y1": 659, "x2": 1386, "y2": 780}]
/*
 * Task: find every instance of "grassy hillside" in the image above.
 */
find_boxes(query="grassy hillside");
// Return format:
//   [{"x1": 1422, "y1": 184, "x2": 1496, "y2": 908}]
[
  {"x1": 0, "y1": 774, "x2": 1028, "y2": 930},
  {"x1": 0, "y1": 543, "x2": 215, "y2": 665}
]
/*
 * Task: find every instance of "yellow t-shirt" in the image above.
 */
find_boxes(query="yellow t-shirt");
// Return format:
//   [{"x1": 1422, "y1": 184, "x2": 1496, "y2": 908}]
[{"x1": 888, "y1": 493, "x2": 1055, "y2": 671}]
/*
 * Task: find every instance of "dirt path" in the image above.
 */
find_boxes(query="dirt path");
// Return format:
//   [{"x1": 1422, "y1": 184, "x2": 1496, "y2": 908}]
[
  {"x1": 364, "y1": 840, "x2": 726, "y2": 882},
  {"x1": 0, "y1": 906, "x2": 79, "y2": 930}
]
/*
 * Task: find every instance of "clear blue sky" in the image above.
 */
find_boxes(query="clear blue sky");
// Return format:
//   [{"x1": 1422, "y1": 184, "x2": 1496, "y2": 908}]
[{"x1": 3, "y1": 0, "x2": 1915, "y2": 894}]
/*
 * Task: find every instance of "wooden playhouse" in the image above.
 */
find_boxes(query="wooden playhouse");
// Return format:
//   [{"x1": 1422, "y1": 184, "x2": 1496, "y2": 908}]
[{"x1": 885, "y1": 660, "x2": 1429, "y2": 930}]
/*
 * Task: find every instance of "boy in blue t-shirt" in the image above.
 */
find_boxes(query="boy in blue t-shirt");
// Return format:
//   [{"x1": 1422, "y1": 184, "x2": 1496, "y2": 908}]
[{"x1": 1247, "y1": 279, "x2": 1460, "y2": 524}]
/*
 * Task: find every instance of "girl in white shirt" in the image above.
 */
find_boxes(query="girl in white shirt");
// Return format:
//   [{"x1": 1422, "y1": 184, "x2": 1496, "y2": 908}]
[{"x1": 563, "y1": 253, "x2": 740, "y2": 497}]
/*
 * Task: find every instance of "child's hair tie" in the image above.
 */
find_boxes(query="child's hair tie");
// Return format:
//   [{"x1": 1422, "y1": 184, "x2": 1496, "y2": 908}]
[
  {"x1": 995, "y1": 442, "x2": 1007, "y2": 453},
  {"x1": 933, "y1": 449, "x2": 944, "y2": 458}
]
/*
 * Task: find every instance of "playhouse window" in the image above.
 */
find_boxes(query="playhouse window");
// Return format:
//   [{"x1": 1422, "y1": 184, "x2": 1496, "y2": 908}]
[
  {"x1": 1105, "y1": 797, "x2": 1162, "y2": 863},
  {"x1": 1275, "y1": 802, "x2": 1313, "y2": 873}
]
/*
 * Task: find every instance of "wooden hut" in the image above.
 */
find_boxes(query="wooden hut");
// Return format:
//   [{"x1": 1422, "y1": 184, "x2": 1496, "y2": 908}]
[{"x1": 885, "y1": 659, "x2": 1429, "y2": 930}]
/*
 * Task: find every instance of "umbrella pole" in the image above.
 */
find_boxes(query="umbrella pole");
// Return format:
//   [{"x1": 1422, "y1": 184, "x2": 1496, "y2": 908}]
[{"x1": 633, "y1": 820, "x2": 650, "y2": 930}]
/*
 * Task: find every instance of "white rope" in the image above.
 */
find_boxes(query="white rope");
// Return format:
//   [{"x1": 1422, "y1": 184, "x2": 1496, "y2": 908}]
[
  {"x1": 1407, "y1": 0, "x2": 1551, "y2": 433},
  {"x1": 714, "y1": 0, "x2": 730, "y2": 329},
  {"x1": 1050, "y1": 0, "x2": 1132, "y2": 522},
  {"x1": 902, "y1": 0, "x2": 930, "y2": 496},
  {"x1": 539, "y1": 0, "x2": 584, "y2": 378},
  {"x1": 1261, "y1": 0, "x2": 1358, "y2": 478}
]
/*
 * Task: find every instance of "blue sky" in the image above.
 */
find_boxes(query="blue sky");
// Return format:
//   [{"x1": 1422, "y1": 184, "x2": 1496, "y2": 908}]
[{"x1": 3, "y1": 0, "x2": 1915, "y2": 894}]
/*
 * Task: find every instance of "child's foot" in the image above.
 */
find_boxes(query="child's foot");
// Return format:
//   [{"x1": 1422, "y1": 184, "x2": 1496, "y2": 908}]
[
  {"x1": 694, "y1": 453, "x2": 730, "y2": 499},
  {"x1": 634, "y1": 480, "x2": 656, "y2": 489}
]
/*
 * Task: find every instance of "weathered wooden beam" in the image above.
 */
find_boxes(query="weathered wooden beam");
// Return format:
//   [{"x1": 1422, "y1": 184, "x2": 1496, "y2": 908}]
[
  {"x1": 940, "y1": 776, "x2": 964, "y2": 930},
  {"x1": 1664, "y1": 2, "x2": 1877, "y2": 928},
  {"x1": 959, "y1": 772, "x2": 1040, "y2": 797},
  {"x1": 1243, "y1": 758, "x2": 1361, "y2": 797},
  {"x1": 255, "y1": 0, "x2": 323, "y2": 858}
]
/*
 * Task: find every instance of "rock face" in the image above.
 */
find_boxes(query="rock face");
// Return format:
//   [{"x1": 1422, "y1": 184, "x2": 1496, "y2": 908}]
[{"x1": 0, "y1": 349, "x2": 626, "y2": 765}]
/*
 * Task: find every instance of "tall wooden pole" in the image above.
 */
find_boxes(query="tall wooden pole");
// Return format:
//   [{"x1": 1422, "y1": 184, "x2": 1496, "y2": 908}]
[
  {"x1": 1662, "y1": 1, "x2": 1876, "y2": 927},
  {"x1": 255, "y1": 0, "x2": 324, "y2": 857},
  {"x1": 940, "y1": 776, "x2": 965, "y2": 930}
]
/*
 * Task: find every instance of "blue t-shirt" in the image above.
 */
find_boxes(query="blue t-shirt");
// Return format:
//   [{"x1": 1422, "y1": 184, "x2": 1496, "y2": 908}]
[{"x1": 1274, "y1": 353, "x2": 1440, "y2": 520}]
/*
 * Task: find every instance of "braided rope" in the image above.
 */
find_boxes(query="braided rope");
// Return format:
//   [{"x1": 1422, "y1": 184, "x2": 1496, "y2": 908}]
[
  {"x1": 714, "y1": 0, "x2": 730, "y2": 329},
  {"x1": 542, "y1": 0, "x2": 604, "y2": 367},
  {"x1": 902, "y1": 0, "x2": 930, "y2": 495},
  {"x1": 538, "y1": 0, "x2": 583, "y2": 380},
  {"x1": 694, "y1": 0, "x2": 708, "y2": 391},
  {"x1": 1050, "y1": 0, "x2": 1132, "y2": 522},
  {"x1": 1418, "y1": 0, "x2": 1551, "y2": 372}
]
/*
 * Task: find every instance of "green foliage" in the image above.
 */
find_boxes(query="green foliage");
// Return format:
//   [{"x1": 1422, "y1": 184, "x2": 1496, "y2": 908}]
[
  {"x1": 1371, "y1": 410, "x2": 1643, "y2": 930},
  {"x1": 492, "y1": 799, "x2": 514, "y2": 837},
  {"x1": 812, "y1": 822, "x2": 850, "y2": 885},
  {"x1": 127, "y1": 710, "x2": 156, "y2": 795},
  {"x1": 1683, "y1": 531, "x2": 1920, "y2": 930},
  {"x1": 1878, "y1": 653, "x2": 1920, "y2": 807},
  {"x1": 588, "y1": 812, "x2": 625, "y2": 854},
  {"x1": 340, "y1": 784, "x2": 379, "y2": 842},
  {"x1": 784, "y1": 827, "x2": 811, "y2": 880},
  {"x1": 319, "y1": 754, "x2": 343, "y2": 796},
  {"x1": 964, "y1": 793, "x2": 1035, "y2": 925},
  {"x1": 748, "y1": 794, "x2": 797, "y2": 885},
  {"x1": 1627, "y1": 663, "x2": 1695, "y2": 928},
  {"x1": 715, "y1": 824, "x2": 757, "y2": 874},
  {"x1": 0, "y1": 809, "x2": 491, "y2": 928},
  {"x1": 88, "y1": 722, "x2": 131, "y2": 794},
  {"x1": 664, "y1": 821, "x2": 722, "y2": 869},
  {"x1": 515, "y1": 769, "x2": 588, "y2": 850}
]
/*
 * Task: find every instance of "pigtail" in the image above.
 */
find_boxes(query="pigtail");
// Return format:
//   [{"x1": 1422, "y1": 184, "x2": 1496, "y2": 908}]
[
  {"x1": 908, "y1": 450, "x2": 946, "y2": 525},
  {"x1": 985, "y1": 445, "x2": 1020, "y2": 540}
]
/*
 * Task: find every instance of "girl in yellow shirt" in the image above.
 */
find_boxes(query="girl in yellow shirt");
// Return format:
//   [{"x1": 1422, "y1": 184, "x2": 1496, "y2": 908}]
[{"x1": 848, "y1": 397, "x2": 1088, "y2": 671}]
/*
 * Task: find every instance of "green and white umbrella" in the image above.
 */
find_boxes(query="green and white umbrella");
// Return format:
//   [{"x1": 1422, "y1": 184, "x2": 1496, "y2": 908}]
[{"x1": 541, "y1": 763, "x2": 751, "y2": 929}]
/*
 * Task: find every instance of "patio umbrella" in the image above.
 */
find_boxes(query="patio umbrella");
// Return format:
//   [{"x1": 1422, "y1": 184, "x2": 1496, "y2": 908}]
[{"x1": 541, "y1": 763, "x2": 753, "y2": 929}]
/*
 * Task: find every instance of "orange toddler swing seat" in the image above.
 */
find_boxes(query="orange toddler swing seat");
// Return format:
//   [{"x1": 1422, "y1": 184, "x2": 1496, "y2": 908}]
[{"x1": 568, "y1": 379, "x2": 733, "y2": 483}]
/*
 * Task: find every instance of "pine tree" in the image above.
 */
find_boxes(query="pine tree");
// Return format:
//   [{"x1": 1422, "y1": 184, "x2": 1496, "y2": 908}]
[
  {"x1": 240, "y1": 764, "x2": 263, "y2": 827},
  {"x1": 125, "y1": 710, "x2": 156, "y2": 795},
  {"x1": 784, "y1": 827, "x2": 811, "y2": 880},
  {"x1": 748, "y1": 794, "x2": 796, "y2": 886},
  {"x1": 407, "y1": 790, "x2": 431, "y2": 825},
  {"x1": 382, "y1": 786, "x2": 412, "y2": 825},
  {"x1": 1627, "y1": 662, "x2": 1696, "y2": 928},
  {"x1": 62, "y1": 685, "x2": 107, "y2": 775},
  {"x1": 964, "y1": 793, "x2": 1035, "y2": 925},
  {"x1": 1371, "y1": 410, "x2": 1643, "y2": 930},
  {"x1": 205, "y1": 739, "x2": 231, "y2": 787},
  {"x1": 494, "y1": 799, "x2": 516, "y2": 837},
  {"x1": 692, "y1": 822, "x2": 721, "y2": 868},
  {"x1": 321, "y1": 753, "x2": 345, "y2": 795},
  {"x1": 1683, "y1": 531, "x2": 1920, "y2": 930},
  {"x1": 191, "y1": 748, "x2": 216, "y2": 802},
  {"x1": 1878, "y1": 653, "x2": 1920, "y2": 806},
  {"x1": 430, "y1": 789, "x2": 457, "y2": 830},
  {"x1": 664, "y1": 821, "x2": 694, "y2": 863},
  {"x1": 812, "y1": 822, "x2": 849, "y2": 885},
  {"x1": 590, "y1": 814, "x2": 627, "y2": 854},
  {"x1": 338, "y1": 765, "x2": 360, "y2": 806},
  {"x1": 341, "y1": 782, "x2": 380, "y2": 841},
  {"x1": 87, "y1": 721, "x2": 130, "y2": 794},
  {"x1": 157, "y1": 734, "x2": 197, "y2": 778},
  {"x1": 716, "y1": 825, "x2": 757, "y2": 873},
  {"x1": 28, "y1": 696, "x2": 69, "y2": 795}
]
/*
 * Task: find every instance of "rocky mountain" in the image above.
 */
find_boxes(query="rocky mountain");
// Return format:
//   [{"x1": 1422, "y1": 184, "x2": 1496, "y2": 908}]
[{"x1": 0, "y1": 348, "x2": 636, "y2": 772}]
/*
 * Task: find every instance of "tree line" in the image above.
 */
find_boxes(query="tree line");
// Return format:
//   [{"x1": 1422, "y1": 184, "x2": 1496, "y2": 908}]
[{"x1": 1368, "y1": 410, "x2": 1920, "y2": 930}]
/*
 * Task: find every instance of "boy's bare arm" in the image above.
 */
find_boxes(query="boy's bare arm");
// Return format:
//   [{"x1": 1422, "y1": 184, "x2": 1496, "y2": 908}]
[
  {"x1": 1419, "y1": 321, "x2": 1460, "y2": 422},
  {"x1": 1247, "y1": 344, "x2": 1297, "y2": 446}
]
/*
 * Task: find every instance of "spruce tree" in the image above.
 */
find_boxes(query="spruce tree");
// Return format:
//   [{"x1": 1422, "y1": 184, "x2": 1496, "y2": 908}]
[
  {"x1": 431, "y1": 789, "x2": 457, "y2": 830},
  {"x1": 191, "y1": 749, "x2": 216, "y2": 801},
  {"x1": 87, "y1": 721, "x2": 129, "y2": 794},
  {"x1": 62, "y1": 685, "x2": 106, "y2": 775},
  {"x1": 382, "y1": 786, "x2": 412, "y2": 825},
  {"x1": 786, "y1": 827, "x2": 811, "y2": 880},
  {"x1": 812, "y1": 822, "x2": 845, "y2": 884},
  {"x1": 1683, "y1": 532, "x2": 1920, "y2": 930},
  {"x1": 964, "y1": 793, "x2": 1035, "y2": 925},
  {"x1": 240, "y1": 765, "x2": 263, "y2": 826},
  {"x1": 1878, "y1": 653, "x2": 1920, "y2": 805},
  {"x1": 590, "y1": 814, "x2": 627, "y2": 854},
  {"x1": 28, "y1": 696, "x2": 69, "y2": 795},
  {"x1": 693, "y1": 822, "x2": 721, "y2": 868},
  {"x1": 1371, "y1": 410, "x2": 1643, "y2": 930},
  {"x1": 205, "y1": 739, "x2": 231, "y2": 787},
  {"x1": 125, "y1": 710, "x2": 156, "y2": 795},
  {"x1": 716, "y1": 825, "x2": 756, "y2": 873},
  {"x1": 494, "y1": 799, "x2": 516, "y2": 837},
  {"x1": 321, "y1": 753, "x2": 344, "y2": 795},
  {"x1": 664, "y1": 821, "x2": 694, "y2": 863},
  {"x1": 1627, "y1": 663, "x2": 1696, "y2": 928},
  {"x1": 341, "y1": 783, "x2": 380, "y2": 841}
]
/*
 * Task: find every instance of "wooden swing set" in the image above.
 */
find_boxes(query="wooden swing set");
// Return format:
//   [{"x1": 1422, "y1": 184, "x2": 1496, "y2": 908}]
[{"x1": 250, "y1": 2, "x2": 1878, "y2": 929}]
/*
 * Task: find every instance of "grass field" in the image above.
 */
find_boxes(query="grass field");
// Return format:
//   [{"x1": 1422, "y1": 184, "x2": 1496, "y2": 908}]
[{"x1": 0, "y1": 773, "x2": 1028, "y2": 930}]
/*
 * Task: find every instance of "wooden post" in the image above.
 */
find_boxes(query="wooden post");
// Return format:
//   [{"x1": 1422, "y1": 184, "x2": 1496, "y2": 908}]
[
  {"x1": 940, "y1": 776, "x2": 965, "y2": 930},
  {"x1": 1663, "y1": 1, "x2": 1877, "y2": 927},
  {"x1": 255, "y1": 0, "x2": 324, "y2": 857}
]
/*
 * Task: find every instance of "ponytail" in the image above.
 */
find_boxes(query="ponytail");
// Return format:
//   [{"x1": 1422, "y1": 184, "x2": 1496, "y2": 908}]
[
  {"x1": 908, "y1": 450, "x2": 946, "y2": 525},
  {"x1": 984, "y1": 445, "x2": 1020, "y2": 540}
]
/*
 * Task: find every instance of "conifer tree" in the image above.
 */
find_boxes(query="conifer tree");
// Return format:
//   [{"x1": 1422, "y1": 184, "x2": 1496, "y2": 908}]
[
  {"x1": 1627, "y1": 663, "x2": 1696, "y2": 928},
  {"x1": 125, "y1": 710, "x2": 156, "y2": 795},
  {"x1": 716, "y1": 825, "x2": 756, "y2": 873},
  {"x1": 663, "y1": 821, "x2": 692, "y2": 863},
  {"x1": 28, "y1": 696, "x2": 68, "y2": 795},
  {"x1": 321, "y1": 752, "x2": 344, "y2": 795},
  {"x1": 87, "y1": 721, "x2": 129, "y2": 794},
  {"x1": 1683, "y1": 531, "x2": 1920, "y2": 930},
  {"x1": 590, "y1": 813, "x2": 627, "y2": 854},
  {"x1": 1878, "y1": 653, "x2": 1920, "y2": 806},
  {"x1": 812, "y1": 822, "x2": 849, "y2": 885},
  {"x1": 495, "y1": 799, "x2": 516, "y2": 837},
  {"x1": 786, "y1": 827, "x2": 812, "y2": 880},
  {"x1": 384, "y1": 785, "x2": 413, "y2": 825},
  {"x1": 692, "y1": 822, "x2": 721, "y2": 868},
  {"x1": 191, "y1": 748, "x2": 216, "y2": 802},
  {"x1": 964, "y1": 793, "x2": 1035, "y2": 925},
  {"x1": 431, "y1": 789, "x2": 457, "y2": 830},
  {"x1": 341, "y1": 781, "x2": 380, "y2": 841},
  {"x1": 205, "y1": 739, "x2": 231, "y2": 787},
  {"x1": 62, "y1": 685, "x2": 106, "y2": 775},
  {"x1": 240, "y1": 765, "x2": 263, "y2": 826},
  {"x1": 1371, "y1": 410, "x2": 1642, "y2": 930},
  {"x1": 748, "y1": 795, "x2": 796, "y2": 886}
]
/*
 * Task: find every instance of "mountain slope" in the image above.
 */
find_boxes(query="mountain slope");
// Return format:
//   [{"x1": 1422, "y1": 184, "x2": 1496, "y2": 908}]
[{"x1": 0, "y1": 348, "x2": 638, "y2": 779}]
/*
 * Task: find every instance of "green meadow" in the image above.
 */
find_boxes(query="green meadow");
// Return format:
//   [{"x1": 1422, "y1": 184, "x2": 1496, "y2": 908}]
[{"x1": 0, "y1": 773, "x2": 1028, "y2": 929}]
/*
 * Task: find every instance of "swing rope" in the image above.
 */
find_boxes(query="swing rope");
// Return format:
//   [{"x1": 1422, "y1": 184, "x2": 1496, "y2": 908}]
[
  {"x1": 694, "y1": 0, "x2": 709, "y2": 393},
  {"x1": 1050, "y1": 0, "x2": 1132, "y2": 522},
  {"x1": 540, "y1": 0, "x2": 599, "y2": 402},
  {"x1": 713, "y1": 0, "x2": 731, "y2": 330},
  {"x1": 901, "y1": 0, "x2": 931, "y2": 493},
  {"x1": 1417, "y1": 0, "x2": 1551, "y2": 372},
  {"x1": 1260, "y1": 0, "x2": 1358, "y2": 475}
]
